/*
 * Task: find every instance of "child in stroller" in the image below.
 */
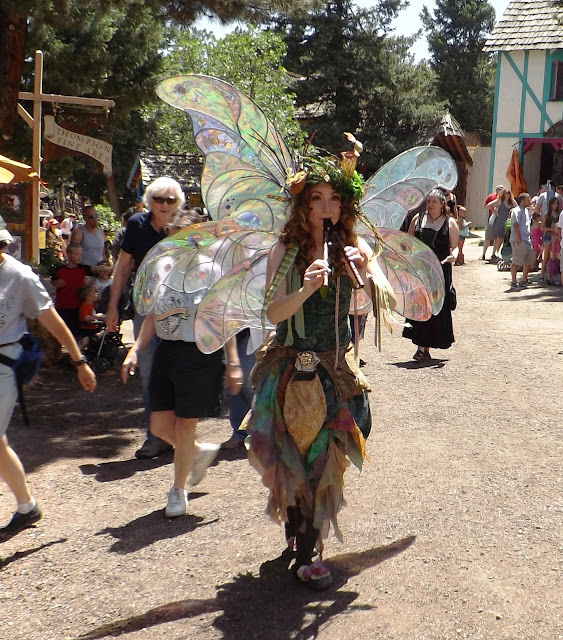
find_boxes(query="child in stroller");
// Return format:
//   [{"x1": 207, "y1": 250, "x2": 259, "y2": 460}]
[{"x1": 79, "y1": 282, "x2": 127, "y2": 373}]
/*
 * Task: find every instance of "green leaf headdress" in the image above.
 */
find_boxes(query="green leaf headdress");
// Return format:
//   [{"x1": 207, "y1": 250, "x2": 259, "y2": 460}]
[{"x1": 285, "y1": 133, "x2": 365, "y2": 204}]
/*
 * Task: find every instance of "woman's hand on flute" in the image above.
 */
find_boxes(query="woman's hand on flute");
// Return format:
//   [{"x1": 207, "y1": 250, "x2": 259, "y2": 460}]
[
  {"x1": 303, "y1": 258, "x2": 330, "y2": 295},
  {"x1": 344, "y1": 245, "x2": 365, "y2": 266},
  {"x1": 343, "y1": 245, "x2": 366, "y2": 287}
]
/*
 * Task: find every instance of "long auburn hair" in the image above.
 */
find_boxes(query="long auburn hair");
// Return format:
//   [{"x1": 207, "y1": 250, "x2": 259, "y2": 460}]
[{"x1": 280, "y1": 184, "x2": 358, "y2": 275}]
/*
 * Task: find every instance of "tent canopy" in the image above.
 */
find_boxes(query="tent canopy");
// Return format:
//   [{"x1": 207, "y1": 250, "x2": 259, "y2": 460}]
[{"x1": 0, "y1": 154, "x2": 41, "y2": 184}]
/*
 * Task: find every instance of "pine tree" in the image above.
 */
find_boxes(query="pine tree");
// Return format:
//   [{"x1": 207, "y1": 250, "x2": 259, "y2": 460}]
[
  {"x1": 275, "y1": 0, "x2": 445, "y2": 171},
  {"x1": 421, "y1": 0, "x2": 496, "y2": 140},
  {"x1": 0, "y1": 0, "x2": 310, "y2": 144}
]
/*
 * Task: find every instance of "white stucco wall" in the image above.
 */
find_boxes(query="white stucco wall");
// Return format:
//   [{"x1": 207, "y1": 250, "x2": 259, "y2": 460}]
[
  {"x1": 523, "y1": 51, "x2": 546, "y2": 132},
  {"x1": 497, "y1": 52, "x2": 523, "y2": 133},
  {"x1": 491, "y1": 48, "x2": 562, "y2": 195},
  {"x1": 492, "y1": 136, "x2": 519, "y2": 192}
]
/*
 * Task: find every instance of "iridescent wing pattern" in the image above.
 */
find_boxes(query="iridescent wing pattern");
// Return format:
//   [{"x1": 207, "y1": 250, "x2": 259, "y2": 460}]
[
  {"x1": 373, "y1": 229, "x2": 445, "y2": 320},
  {"x1": 134, "y1": 219, "x2": 276, "y2": 317},
  {"x1": 156, "y1": 75, "x2": 294, "y2": 231},
  {"x1": 194, "y1": 252, "x2": 273, "y2": 354},
  {"x1": 360, "y1": 146, "x2": 458, "y2": 230}
]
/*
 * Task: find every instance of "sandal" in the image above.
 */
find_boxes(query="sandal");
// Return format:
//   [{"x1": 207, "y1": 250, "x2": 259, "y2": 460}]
[
  {"x1": 423, "y1": 351, "x2": 432, "y2": 359},
  {"x1": 295, "y1": 561, "x2": 333, "y2": 591},
  {"x1": 413, "y1": 350, "x2": 425, "y2": 361}
]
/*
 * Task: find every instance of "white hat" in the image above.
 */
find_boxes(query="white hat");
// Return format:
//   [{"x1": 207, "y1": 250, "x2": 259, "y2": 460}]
[{"x1": 0, "y1": 215, "x2": 14, "y2": 243}]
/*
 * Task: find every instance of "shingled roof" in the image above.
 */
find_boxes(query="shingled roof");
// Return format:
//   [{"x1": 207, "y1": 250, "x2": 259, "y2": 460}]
[
  {"x1": 127, "y1": 151, "x2": 203, "y2": 192},
  {"x1": 415, "y1": 113, "x2": 473, "y2": 166},
  {"x1": 483, "y1": 0, "x2": 563, "y2": 51}
]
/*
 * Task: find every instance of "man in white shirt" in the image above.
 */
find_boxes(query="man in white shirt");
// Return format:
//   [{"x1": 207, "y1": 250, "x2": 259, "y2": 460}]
[
  {"x1": 536, "y1": 182, "x2": 563, "y2": 214},
  {"x1": 509, "y1": 193, "x2": 534, "y2": 289},
  {"x1": 0, "y1": 216, "x2": 96, "y2": 540}
]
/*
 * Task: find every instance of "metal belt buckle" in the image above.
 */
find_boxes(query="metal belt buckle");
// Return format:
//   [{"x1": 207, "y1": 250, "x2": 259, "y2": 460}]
[{"x1": 295, "y1": 351, "x2": 320, "y2": 373}]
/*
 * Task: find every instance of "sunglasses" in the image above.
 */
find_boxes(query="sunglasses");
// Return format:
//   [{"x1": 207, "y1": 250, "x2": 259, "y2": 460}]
[
  {"x1": 86, "y1": 214, "x2": 98, "y2": 219},
  {"x1": 152, "y1": 196, "x2": 177, "y2": 205}
]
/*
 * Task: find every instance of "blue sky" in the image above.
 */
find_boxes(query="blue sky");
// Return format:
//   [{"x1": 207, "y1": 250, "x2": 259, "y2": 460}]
[
  {"x1": 196, "y1": 0, "x2": 510, "y2": 61},
  {"x1": 362, "y1": 0, "x2": 510, "y2": 60}
]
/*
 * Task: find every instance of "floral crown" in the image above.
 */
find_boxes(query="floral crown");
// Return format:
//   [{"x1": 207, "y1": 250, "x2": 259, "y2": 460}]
[{"x1": 285, "y1": 133, "x2": 365, "y2": 203}]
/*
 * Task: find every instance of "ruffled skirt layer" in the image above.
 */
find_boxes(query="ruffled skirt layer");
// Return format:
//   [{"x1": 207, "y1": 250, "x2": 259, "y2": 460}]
[{"x1": 246, "y1": 351, "x2": 371, "y2": 541}]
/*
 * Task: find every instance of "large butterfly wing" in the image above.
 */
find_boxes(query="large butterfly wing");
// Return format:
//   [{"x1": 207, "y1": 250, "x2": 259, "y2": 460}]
[
  {"x1": 201, "y1": 152, "x2": 290, "y2": 230},
  {"x1": 360, "y1": 146, "x2": 458, "y2": 230},
  {"x1": 133, "y1": 220, "x2": 276, "y2": 316},
  {"x1": 194, "y1": 251, "x2": 273, "y2": 354},
  {"x1": 360, "y1": 229, "x2": 445, "y2": 321},
  {"x1": 156, "y1": 75, "x2": 294, "y2": 230}
]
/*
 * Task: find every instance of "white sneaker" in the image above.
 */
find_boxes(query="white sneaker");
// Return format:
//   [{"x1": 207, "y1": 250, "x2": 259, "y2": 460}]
[
  {"x1": 188, "y1": 443, "x2": 219, "y2": 487},
  {"x1": 165, "y1": 487, "x2": 188, "y2": 518}
]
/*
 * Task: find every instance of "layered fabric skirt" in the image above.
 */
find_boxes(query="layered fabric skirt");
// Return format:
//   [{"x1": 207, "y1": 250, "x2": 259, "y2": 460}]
[{"x1": 246, "y1": 342, "x2": 371, "y2": 541}]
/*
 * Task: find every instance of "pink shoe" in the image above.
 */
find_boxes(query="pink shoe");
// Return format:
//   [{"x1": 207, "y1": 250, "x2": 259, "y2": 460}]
[{"x1": 295, "y1": 561, "x2": 333, "y2": 591}]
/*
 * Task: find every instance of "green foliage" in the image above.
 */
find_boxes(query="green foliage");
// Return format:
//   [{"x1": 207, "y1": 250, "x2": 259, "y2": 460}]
[
  {"x1": 38, "y1": 247, "x2": 64, "y2": 278},
  {"x1": 139, "y1": 26, "x2": 303, "y2": 154},
  {"x1": 2, "y1": 0, "x2": 310, "y2": 205},
  {"x1": 361, "y1": 37, "x2": 448, "y2": 166},
  {"x1": 421, "y1": 0, "x2": 496, "y2": 139},
  {"x1": 93, "y1": 205, "x2": 121, "y2": 236}
]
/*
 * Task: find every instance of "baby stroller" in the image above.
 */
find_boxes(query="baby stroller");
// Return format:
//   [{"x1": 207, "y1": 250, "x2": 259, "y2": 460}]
[
  {"x1": 497, "y1": 220, "x2": 512, "y2": 272},
  {"x1": 83, "y1": 285, "x2": 128, "y2": 373},
  {"x1": 83, "y1": 324, "x2": 126, "y2": 373}
]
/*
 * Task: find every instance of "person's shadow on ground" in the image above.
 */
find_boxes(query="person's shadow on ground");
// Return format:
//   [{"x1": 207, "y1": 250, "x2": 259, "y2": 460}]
[
  {"x1": 79, "y1": 452, "x2": 173, "y2": 482},
  {"x1": 391, "y1": 359, "x2": 448, "y2": 369},
  {"x1": 0, "y1": 537, "x2": 67, "y2": 567},
  {"x1": 72, "y1": 535, "x2": 415, "y2": 640},
  {"x1": 95, "y1": 499, "x2": 215, "y2": 554}
]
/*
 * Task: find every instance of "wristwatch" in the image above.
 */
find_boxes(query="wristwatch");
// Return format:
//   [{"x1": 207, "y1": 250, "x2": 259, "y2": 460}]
[{"x1": 70, "y1": 356, "x2": 88, "y2": 367}]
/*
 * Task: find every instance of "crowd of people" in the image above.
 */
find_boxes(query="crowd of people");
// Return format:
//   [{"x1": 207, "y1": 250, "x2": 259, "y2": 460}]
[{"x1": 480, "y1": 183, "x2": 563, "y2": 289}]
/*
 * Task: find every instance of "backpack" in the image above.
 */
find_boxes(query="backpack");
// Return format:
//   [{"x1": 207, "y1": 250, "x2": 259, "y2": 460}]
[{"x1": 0, "y1": 333, "x2": 43, "y2": 425}]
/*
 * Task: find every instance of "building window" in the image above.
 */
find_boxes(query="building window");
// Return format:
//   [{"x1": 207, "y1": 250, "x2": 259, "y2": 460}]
[{"x1": 550, "y1": 60, "x2": 563, "y2": 101}]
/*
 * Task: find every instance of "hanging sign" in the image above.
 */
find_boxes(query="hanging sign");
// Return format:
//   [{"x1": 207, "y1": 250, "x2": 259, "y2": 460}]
[{"x1": 44, "y1": 115, "x2": 113, "y2": 176}]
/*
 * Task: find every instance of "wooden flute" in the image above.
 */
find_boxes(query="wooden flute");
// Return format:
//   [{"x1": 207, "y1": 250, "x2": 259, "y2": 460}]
[
  {"x1": 322, "y1": 219, "x2": 331, "y2": 288},
  {"x1": 323, "y1": 219, "x2": 364, "y2": 289}
]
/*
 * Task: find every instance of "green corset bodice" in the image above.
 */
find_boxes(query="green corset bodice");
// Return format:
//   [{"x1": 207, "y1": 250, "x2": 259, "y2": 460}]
[{"x1": 276, "y1": 276, "x2": 352, "y2": 352}]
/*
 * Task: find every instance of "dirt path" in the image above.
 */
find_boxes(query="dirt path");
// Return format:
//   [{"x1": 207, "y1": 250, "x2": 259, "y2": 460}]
[{"x1": 1, "y1": 237, "x2": 562, "y2": 640}]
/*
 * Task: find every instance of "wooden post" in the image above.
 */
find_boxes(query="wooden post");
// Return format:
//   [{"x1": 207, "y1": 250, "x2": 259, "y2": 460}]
[
  {"x1": 17, "y1": 50, "x2": 115, "y2": 262},
  {"x1": 31, "y1": 50, "x2": 43, "y2": 261}
]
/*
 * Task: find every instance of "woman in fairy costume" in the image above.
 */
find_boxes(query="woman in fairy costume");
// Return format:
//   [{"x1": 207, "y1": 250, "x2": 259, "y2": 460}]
[{"x1": 246, "y1": 156, "x2": 396, "y2": 590}]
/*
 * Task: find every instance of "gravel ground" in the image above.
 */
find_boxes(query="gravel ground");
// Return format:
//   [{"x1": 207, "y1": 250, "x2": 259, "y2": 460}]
[{"x1": 1, "y1": 236, "x2": 562, "y2": 640}]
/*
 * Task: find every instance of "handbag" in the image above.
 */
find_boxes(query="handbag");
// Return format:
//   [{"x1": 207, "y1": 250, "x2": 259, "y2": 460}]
[
  {"x1": 548, "y1": 258, "x2": 559, "y2": 278},
  {"x1": 446, "y1": 285, "x2": 457, "y2": 311}
]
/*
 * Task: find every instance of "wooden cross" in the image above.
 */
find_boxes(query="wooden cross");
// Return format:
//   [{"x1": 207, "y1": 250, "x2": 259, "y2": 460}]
[{"x1": 17, "y1": 50, "x2": 115, "y2": 260}]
